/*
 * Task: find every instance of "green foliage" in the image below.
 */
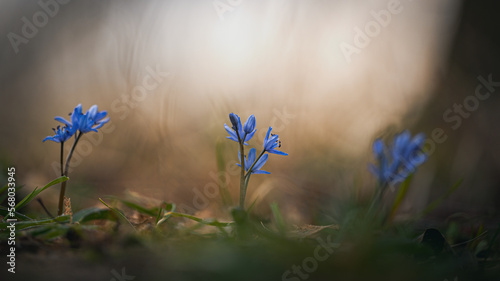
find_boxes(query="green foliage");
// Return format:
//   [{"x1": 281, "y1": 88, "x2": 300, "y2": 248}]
[{"x1": 15, "y1": 176, "x2": 68, "y2": 210}]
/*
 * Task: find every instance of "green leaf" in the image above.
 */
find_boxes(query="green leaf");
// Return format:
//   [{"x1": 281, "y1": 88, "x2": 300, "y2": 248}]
[
  {"x1": 109, "y1": 196, "x2": 159, "y2": 216},
  {"x1": 27, "y1": 224, "x2": 69, "y2": 239},
  {"x1": 0, "y1": 216, "x2": 70, "y2": 231},
  {"x1": 0, "y1": 184, "x2": 23, "y2": 204},
  {"x1": 155, "y1": 203, "x2": 176, "y2": 226},
  {"x1": 388, "y1": 174, "x2": 413, "y2": 221},
  {"x1": 99, "y1": 198, "x2": 136, "y2": 231},
  {"x1": 0, "y1": 183, "x2": 9, "y2": 195},
  {"x1": 168, "y1": 212, "x2": 233, "y2": 227},
  {"x1": 271, "y1": 202, "x2": 287, "y2": 235},
  {"x1": 73, "y1": 207, "x2": 116, "y2": 223},
  {"x1": 0, "y1": 205, "x2": 32, "y2": 220},
  {"x1": 15, "y1": 176, "x2": 69, "y2": 210}
]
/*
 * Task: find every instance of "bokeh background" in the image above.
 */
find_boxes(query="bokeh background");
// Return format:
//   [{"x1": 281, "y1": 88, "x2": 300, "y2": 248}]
[{"x1": 1, "y1": 0, "x2": 499, "y2": 225}]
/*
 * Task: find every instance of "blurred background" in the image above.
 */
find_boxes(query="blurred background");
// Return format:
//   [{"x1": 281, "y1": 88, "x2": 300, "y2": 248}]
[{"x1": 0, "y1": 0, "x2": 499, "y2": 225}]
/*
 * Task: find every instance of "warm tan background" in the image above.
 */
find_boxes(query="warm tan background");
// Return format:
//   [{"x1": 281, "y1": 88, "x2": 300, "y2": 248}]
[{"x1": 1, "y1": 0, "x2": 499, "y2": 224}]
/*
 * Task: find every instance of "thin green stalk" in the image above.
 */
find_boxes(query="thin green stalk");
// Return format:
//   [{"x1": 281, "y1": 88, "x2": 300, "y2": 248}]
[
  {"x1": 58, "y1": 132, "x2": 82, "y2": 216},
  {"x1": 245, "y1": 150, "x2": 266, "y2": 178},
  {"x1": 240, "y1": 149, "x2": 265, "y2": 209},
  {"x1": 238, "y1": 132, "x2": 246, "y2": 209},
  {"x1": 60, "y1": 142, "x2": 64, "y2": 176},
  {"x1": 240, "y1": 175, "x2": 251, "y2": 208}
]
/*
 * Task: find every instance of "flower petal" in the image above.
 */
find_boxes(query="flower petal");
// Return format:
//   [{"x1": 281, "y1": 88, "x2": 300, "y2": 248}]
[
  {"x1": 267, "y1": 149, "x2": 288, "y2": 156},
  {"x1": 247, "y1": 148, "x2": 256, "y2": 168},
  {"x1": 43, "y1": 136, "x2": 57, "y2": 143},
  {"x1": 54, "y1": 116, "x2": 72, "y2": 127},
  {"x1": 243, "y1": 115, "x2": 256, "y2": 134},
  {"x1": 252, "y1": 153, "x2": 268, "y2": 171}
]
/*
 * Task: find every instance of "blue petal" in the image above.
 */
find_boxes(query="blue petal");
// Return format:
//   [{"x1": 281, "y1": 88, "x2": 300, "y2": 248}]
[
  {"x1": 267, "y1": 149, "x2": 288, "y2": 156},
  {"x1": 97, "y1": 116, "x2": 110, "y2": 125},
  {"x1": 243, "y1": 115, "x2": 256, "y2": 134},
  {"x1": 244, "y1": 129, "x2": 256, "y2": 142},
  {"x1": 229, "y1": 113, "x2": 241, "y2": 132},
  {"x1": 252, "y1": 153, "x2": 268, "y2": 170},
  {"x1": 253, "y1": 170, "x2": 271, "y2": 174},
  {"x1": 95, "y1": 111, "x2": 107, "y2": 121},
  {"x1": 54, "y1": 116, "x2": 72, "y2": 126},
  {"x1": 264, "y1": 127, "x2": 272, "y2": 143},
  {"x1": 393, "y1": 131, "x2": 410, "y2": 155},
  {"x1": 87, "y1": 105, "x2": 98, "y2": 118},
  {"x1": 372, "y1": 139, "x2": 384, "y2": 157},
  {"x1": 247, "y1": 148, "x2": 256, "y2": 167},
  {"x1": 43, "y1": 136, "x2": 58, "y2": 143},
  {"x1": 224, "y1": 124, "x2": 239, "y2": 141}
]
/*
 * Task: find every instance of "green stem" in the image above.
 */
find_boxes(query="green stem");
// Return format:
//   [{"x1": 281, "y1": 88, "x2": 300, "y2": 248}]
[
  {"x1": 245, "y1": 150, "x2": 266, "y2": 178},
  {"x1": 240, "y1": 174, "x2": 251, "y2": 208},
  {"x1": 238, "y1": 133, "x2": 246, "y2": 209},
  {"x1": 60, "y1": 142, "x2": 64, "y2": 176},
  {"x1": 57, "y1": 132, "x2": 82, "y2": 216},
  {"x1": 240, "y1": 150, "x2": 266, "y2": 209}
]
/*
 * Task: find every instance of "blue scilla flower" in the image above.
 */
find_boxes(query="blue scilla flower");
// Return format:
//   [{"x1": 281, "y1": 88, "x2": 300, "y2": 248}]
[
  {"x1": 263, "y1": 127, "x2": 288, "y2": 156},
  {"x1": 369, "y1": 130, "x2": 427, "y2": 186},
  {"x1": 224, "y1": 113, "x2": 256, "y2": 145},
  {"x1": 55, "y1": 104, "x2": 109, "y2": 134},
  {"x1": 78, "y1": 105, "x2": 110, "y2": 133},
  {"x1": 43, "y1": 125, "x2": 74, "y2": 143},
  {"x1": 237, "y1": 148, "x2": 270, "y2": 174},
  {"x1": 54, "y1": 104, "x2": 82, "y2": 135}
]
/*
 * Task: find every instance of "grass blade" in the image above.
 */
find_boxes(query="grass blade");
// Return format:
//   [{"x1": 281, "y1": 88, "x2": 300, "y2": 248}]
[
  {"x1": 0, "y1": 205, "x2": 32, "y2": 220},
  {"x1": 271, "y1": 202, "x2": 287, "y2": 235},
  {"x1": 0, "y1": 216, "x2": 70, "y2": 231},
  {"x1": 168, "y1": 211, "x2": 233, "y2": 227},
  {"x1": 15, "y1": 176, "x2": 69, "y2": 210},
  {"x1": 73, "y1": 207, "x2": 116, "y2": 223},
  {"x1": 103, "y1": 196, "x2": 158, "y2": 217},
  {"x1": 99, "y1": 198, "x2": 136, "y2": 231},
  {"x1": 388, "y1": 174, "x2": 413, "y2": 222}
]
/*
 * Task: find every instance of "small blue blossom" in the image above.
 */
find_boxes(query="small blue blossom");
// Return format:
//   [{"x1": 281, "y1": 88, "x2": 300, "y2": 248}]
[
  {"x1": 54, "y1": 104, "x2": 82, "y2": 135},
  {"x1": 43, "y1": 125, "x2": 74, "y2": 143},
  {"x1": 369, "y1": 130, "x2": 427, "y2": 186},
  {"x1": 237, "y1": 148, "x2": 270, "y2": 174},
  {"x1": 243, "y1": 114, "x2": 256, "y2": 135},
  {"x1": 224, "y1": 113, "x2": 256, "y2": 145},
  {"x1": 78, "y1": 105, "x2": 110, "y2": 133},
  {"x1": 55, "y1": 104, "x2": 109, "y2": 134},
  {"x1": 263, "y1": 127, "x2": 288, "y2": 156}
]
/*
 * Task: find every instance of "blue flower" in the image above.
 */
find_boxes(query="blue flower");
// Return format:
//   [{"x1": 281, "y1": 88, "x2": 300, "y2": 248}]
[
  {"x1": 54, "y1": 104, "x2": 82, "y2": 135},
  {"x1": 56, "y1": 104, "x2": 109, "y2": 134},
  {"x1": 224, "y1": 113, "x2": 256, "y2": 145},
  {"x1": 78, "y1": 105, "x2": 110, "y2": 133},
  {"x1": 43, "y1": 125, "x2": 74, "y2": 143},
  {"x1": 263, "y1": 127, "x2": 288, "y2": 156},
  {"x1": 237, "y1": 148, "x2": 270, "y2": 174},
  {"x1": 369, "y1": 130, "x2": 427, "y2": 186},
  {"x1": 243, "y1": 114, "x2": 256, "y2": 135}
]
